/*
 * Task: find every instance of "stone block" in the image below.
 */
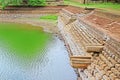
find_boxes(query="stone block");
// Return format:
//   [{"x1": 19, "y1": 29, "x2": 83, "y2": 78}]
[
  {"x1": 99, "y1": 60, "x2": 105, "y2": 66},
  {"x1": 95, "y1": 73, "x2": 102, "y2": 80},
  {"x1": 85, "y1": 45, "x2": 103, "y2": 52},
  {"x1": 118, "y1": 67, "x2": 120, "y2": 72},
  {"x1": 111, "y1": 68, "x2": 120, "y2": 77},
  {"x1": 109, "y1": 73, "x2": 118, "y2": 80},
  {"x1": 106, "y1": 70, "x2": 112, "y2": 76},
  {"x1": 100, "y1": 54, "x2": 114, "y2": 68},
  {"x1": 115, "y1": 64, "x2": 120, "y2": 69},
  {"x1": 101, "y1": 64, "x2": 107, "y2": 70},
  {"x1": 102, "y1": 75, "x2": 110, "y2": 80},
  {"x1": 104, "y1": 66, "x2": 110, "y2": 72},
  {"x1": 89, "y1": 77, "x2": 96, "y2": 80},
  {"x1": 108, "y1": 57, "x2": 117, "y2": 65}
]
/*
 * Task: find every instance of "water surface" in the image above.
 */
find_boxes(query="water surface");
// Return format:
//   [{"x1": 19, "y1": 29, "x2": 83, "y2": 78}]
[{"x1": 0, "y1": 23, "x2": 77, "y2": 80}]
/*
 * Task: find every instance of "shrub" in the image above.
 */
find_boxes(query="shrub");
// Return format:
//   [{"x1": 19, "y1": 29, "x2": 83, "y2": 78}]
[
  {"x1": 28, "y1": 0, "x2": 46, "y2": 6},
  {"x1": 0, "y1": 0, "x2": 46, "y2": 9}
]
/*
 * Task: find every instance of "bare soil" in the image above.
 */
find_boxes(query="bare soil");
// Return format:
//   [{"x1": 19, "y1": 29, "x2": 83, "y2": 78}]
[
  {"x1": 83, "y1": 12, "x2": 120, "y2": 41},
  {"x1": 0, "y1": 14, "x2": 59, "y2": 34},
  {"x1": 63, "y1": 6, "x2": 84, "y2": 14}
]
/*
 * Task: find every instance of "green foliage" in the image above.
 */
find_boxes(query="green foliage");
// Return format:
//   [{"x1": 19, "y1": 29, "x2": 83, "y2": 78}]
[
  {"x1": 0, "y1": 0, "x2": 22, "y2": 9},
  {"x1": 28, "y1": 0, "x2": 46, "y2": 6},
  {"x1": 40, "y1": 15, "x2": 58, "y2": 20},
  {"x1": 0, "y1": 0, "x2": 46, "y2": 9},
  {"x1": 39, "y1": 15, "x2": 58, "y2": 24},
  {"x1": 64, "y1": 0, "x2": 120, "y2": 10}
]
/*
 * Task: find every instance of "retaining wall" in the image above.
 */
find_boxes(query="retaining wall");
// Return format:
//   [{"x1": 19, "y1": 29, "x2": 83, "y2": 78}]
[
  {"x1": 58, "y1": 6, "x2": 120, "y2": 80},
  {"x1": 0, "y1": 6, "x2": 66, "y2": 14}
]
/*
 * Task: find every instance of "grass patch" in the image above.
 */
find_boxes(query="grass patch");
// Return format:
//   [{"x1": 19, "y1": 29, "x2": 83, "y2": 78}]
[
  {"x1": 39, "y1": 14, "x2": 58, "y2": 24},
  {"x1": 64, "y1": 0, "x2": 120, "y2": 10},
  {"x1": 40, "y1": 14, "x2": 58, "y2": 21}
]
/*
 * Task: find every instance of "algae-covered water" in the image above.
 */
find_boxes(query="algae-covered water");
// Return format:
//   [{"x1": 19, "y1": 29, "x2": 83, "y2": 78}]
[{"x1": 0, "y1": 23, "x2": 77, "y2": 80}]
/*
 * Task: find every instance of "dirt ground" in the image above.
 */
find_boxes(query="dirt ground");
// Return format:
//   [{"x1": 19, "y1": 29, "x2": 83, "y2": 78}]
[
  {"x1": 82, "y1": 11, "x2": 120, "y2": 41},
  {"x1": 0, "y1": 14, "x2": 59, "y2": 34}
]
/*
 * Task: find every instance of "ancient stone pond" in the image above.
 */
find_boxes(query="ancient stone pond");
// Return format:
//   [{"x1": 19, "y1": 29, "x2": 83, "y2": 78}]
[{"x1": 0, "y1": 22, "x2": 77, "y2": 80}]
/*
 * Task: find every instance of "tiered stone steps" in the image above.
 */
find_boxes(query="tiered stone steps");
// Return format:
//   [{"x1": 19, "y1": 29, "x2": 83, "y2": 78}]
[
  {"x1": 59, "y1": 13, "x2": 105, "y2": 72},
  {"x1": 70, "y1": 55, "x2": 91, "y2": 69},
  {"x1": 58, "y1": 7, "x2": 120, "y2": 80},
  {"x1": 64, "y1": 23, "x2": 86, "y2": 55},
  {"x1": 78, "y1": 20, "x2": 105, "y2": 45},
  {"x1": 73, "y1": 21, "x2": 103, "y2": 52},
  {"x1": 60, "y1": 9, "x2": 76, "y2": 25}
]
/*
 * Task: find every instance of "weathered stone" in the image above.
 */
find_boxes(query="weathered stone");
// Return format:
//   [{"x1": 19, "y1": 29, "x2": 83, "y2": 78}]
[
  {"x1": 115, "y1": 64, "x2": 120, "y2": 69},
  {"x1": 109, "y1": 73, "x2": 118, "y2": 80},
  {"x1": 106, "y1": 70, "x2": 112, "y2": 76},
  {"x1": 111, "y1": 68, "x2": 120, "y2": 77},
  {"x1": 58, "y1": 8, "x2": 120, "y2": 80},
  {"x1": 103, "y1": 75, "x2": 110, "y2": 80},
  {"x1": 89, "y1": 77, "x2": 96, "y2": 80},
  {"x1": 104, "y1": 66, "x2": 111, "y2": 72},
  {"x1": 108, "y1": 57, "x2": 117, "y2": 65},
  {"x1": 101, "y1": 64, "x2": 107, "y2": 70},
  {"x1": 118, "y1": 67, "x2": 120, "y2": 72},
  {"x1": 95, "y1": 73, "x2": 102, "y2": 80},
  {"x1": 115, "y1": 56, "x2": 119, "y2": 61}
]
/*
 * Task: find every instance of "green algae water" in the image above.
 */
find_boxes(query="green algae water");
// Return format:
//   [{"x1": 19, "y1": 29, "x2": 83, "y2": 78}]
[
  {"x1": 0, "y1": 22, "x2": 77, "y2": 80},
  {"x1": 0, "y1": 23, "x2": 51, "y2": 61}
]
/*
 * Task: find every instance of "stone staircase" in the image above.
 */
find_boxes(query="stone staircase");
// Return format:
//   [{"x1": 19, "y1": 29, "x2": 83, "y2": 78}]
[
  {"x1": 72, "y1": 21, "x2": 103, "y2": 52},
  {"x1": 70, "y1": 55, "x2": 91, "y2": 69},
  {"x1": 58, "y1": 7, "x2": 120, "y2": 80}
]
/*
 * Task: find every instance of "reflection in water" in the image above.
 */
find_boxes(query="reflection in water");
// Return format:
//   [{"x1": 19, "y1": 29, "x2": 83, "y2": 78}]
[{"x1": 0, "y1": 23, "x2": 77, "y2": 80}]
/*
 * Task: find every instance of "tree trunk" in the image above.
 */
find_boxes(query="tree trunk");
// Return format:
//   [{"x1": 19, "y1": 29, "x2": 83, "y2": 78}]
[
  {"x1": 84, "y1": 0, "x2": 86, "y2": 4},
  {"x1": 23, "y1": 0, "x2": 28, "y2": 4}
]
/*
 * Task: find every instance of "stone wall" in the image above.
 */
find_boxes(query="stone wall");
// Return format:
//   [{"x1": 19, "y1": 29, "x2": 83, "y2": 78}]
[
  {"x1": 46, "y1": 0, "x2": 64, "y2": 6},
  {"x1": 0, "y1": 6, "x2": 65, "y2": 14},
  {"x1": 58, "y1": 6, "x2": 120, "y2": 80}
]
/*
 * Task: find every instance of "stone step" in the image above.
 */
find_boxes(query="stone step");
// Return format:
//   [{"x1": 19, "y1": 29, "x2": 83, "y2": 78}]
[
  {"x1": 63, "y1": 30, "x2": 82, "y2": 55},
  {"x1": 70, "y1": 55, "x2": 91, "y2": 69},
  {"x1": 104, "y1": 43, "x2": 120, "y2": 59},
  {"x1": 99, "y1": 54, "x2": 114, "y2": 68},
  {"x1": 78, "y1": 20, "x2": 104, "y2": 44},
  {"x1": 70, "y1": 22, "x2": 103, "y2": 52},
  {"x1": 65, "y1": 24, "x2": 86, "y2": 55},
  {"x1": 74, "y1": 22, "x2": 101, "y2": 45}
]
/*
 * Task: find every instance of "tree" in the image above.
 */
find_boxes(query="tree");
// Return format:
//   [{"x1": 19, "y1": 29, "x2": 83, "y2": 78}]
[
  {"x1": 0, "y1": 0, "x2": 22, "y2": 9},
  {"x1": 28, "y1": 0, "x2": 46, "y2": 6},
  {"x1": 0, "y1": 0, "x2": 46, "y2": 9},
  {"x1": 114, "y1": 0, "x2": 120, "y2": 3}
]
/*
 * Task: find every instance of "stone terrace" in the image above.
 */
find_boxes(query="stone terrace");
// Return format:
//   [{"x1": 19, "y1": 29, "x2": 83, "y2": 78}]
[{"x1": 58, "y1": 6, "x2": 120, "y2": 80}]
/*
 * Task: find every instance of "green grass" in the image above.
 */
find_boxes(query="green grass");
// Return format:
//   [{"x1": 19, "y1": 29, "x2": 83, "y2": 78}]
[
  {"x1": 0, "y1": 0, "x2": 46, "y2": 9},
  {"x1": 64, "y1": 0, "x2": 120, "y2": 10},
  {"x1": 40, "y1": 15, "x2": 58, "y2": 21},
  {"x1": 39, "y1": 14, "x2": 58, "y2": 24},
  {"x1": 0, "y1": 23, "x2": 51, "y2": 60}
]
